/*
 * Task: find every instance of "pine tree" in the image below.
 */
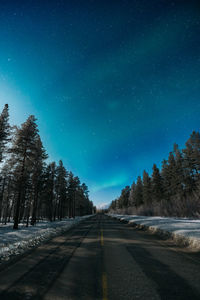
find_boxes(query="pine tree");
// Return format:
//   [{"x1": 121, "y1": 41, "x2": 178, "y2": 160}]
[
  {"x1": 30, "y1": 136, "x2": 48, "y2": 225},
  {"x1": 133, "y1": 176, "x2": 143, "y2": 207},
  {"x1": 0, "y1": 155, "x2": 18, "y2": 223},
  {"x1": 165, "y1": 147, "x2": 185, "y2": 197},
  {"x1": 44, "y1": 162, "x2": 56, "y2": 221},
  {"x1": 152, "y1": 164, "x2": 163, "y2": 202},
  {"x1": 173, "y1": 144, "x2": 185, "y2": 194},
  {"x1": 55, "y1": 160, "x2": 68, "y2": 220},
  {"x1": 167, "y1": 152, "x2": 177, "y2": 196},
  {"x1": 67, "y1": 172, "x2": 76, "y2": 218},
  {"x1": 161, "y1": 159, "x2": 171, "y2": 200},
  {"x1": 119, "y1": 186, "x2": 130, "y2": 208},
  {"x1": 79, "y1": 183, "x2": 89, "y2": 216},
  {"x1": 142, "y1": 170, "x2": 152, "y2": 205},
  {"x1": 183, "y1": 131, "x2": 200, "y2": 189},
  {"x1": 128, "y1": 182, "x2": 136, "y2": 207},
  {"x1": 110, "y1": 199, "x2": 117, "y2": 211},
  {"x1": 72, "y1": 176, "x2": 81, "y2": 217},
  {"x1": 0, "y1": 105, "x2": 94, "y2": 224},
  {"x1": 9, "y1": 115, "x2": 39, "y2": 229}
]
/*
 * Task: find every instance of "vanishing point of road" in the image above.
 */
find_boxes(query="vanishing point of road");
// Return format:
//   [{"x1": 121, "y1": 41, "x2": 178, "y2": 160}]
[{"x1": 1, "y1": 214, "x2": 200, "y2": 300}]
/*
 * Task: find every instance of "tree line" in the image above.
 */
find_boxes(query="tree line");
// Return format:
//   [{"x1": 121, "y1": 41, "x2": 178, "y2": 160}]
[
  {"x1": 109, "y1": 131, "x2": 200, "y2": 217},
  {"x1": 0, "y1": 104, "x2": 95, "y2": 229}
]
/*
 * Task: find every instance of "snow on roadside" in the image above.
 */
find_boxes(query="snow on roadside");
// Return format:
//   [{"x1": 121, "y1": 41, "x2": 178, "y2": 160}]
[
  {"x1": 108, "y1": 214, "x2": 200, "y2": 250},
  {"x1": 0, "y1": 215, "x2": 93, "y2": 262}
]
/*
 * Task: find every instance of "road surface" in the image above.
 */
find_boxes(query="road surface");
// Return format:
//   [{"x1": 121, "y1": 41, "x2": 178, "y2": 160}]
[{"x1": 0, "y1": 214, "x2": 200, "y2": 299}]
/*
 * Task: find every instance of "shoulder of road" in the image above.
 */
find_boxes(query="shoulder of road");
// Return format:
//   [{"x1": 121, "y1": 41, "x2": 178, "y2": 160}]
[
  {"x1": 0, "y1": 215, "x2": 94, "y2": 262},
  {"x1": 108, "y1": 213, "x2": 200, "y2": 250}
]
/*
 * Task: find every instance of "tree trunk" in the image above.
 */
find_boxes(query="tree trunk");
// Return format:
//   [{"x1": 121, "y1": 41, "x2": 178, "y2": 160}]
[
  {"x1": 13, "y1": 152, "x2": 26, "y2": 229},
  {"x1": 31, "y1": 187, "x2": 39, "y2": 225},
  {"x1": 0, "y1": 177, "x2": 6, "y2": 222}
]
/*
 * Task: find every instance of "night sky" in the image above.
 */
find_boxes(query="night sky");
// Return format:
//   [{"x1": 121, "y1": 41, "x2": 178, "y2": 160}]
[{"x1": 0, "y1": 0, "x2": 200, "y2": 207}]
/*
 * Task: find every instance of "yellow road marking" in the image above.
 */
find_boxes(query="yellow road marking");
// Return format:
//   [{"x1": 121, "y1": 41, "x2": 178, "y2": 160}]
[
  {"x1": 101, "y1": 229, "x2": 108, "y2": 299},
  {"x1": 102, "y1": 272, "x2": 108, "y2": 300},
  {"x1": 101, "y1": 229, "x2": 104, "y2": 246}
]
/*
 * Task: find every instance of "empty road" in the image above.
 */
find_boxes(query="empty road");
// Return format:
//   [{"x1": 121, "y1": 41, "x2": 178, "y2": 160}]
[{"x1": 0, "y1": 214, "x2": 200, "y2": 299}]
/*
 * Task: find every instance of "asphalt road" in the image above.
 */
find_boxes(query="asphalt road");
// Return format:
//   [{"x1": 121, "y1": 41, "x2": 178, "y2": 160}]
[{"x1": 1, "y1": 214, "x2": 200, "y2": 300}]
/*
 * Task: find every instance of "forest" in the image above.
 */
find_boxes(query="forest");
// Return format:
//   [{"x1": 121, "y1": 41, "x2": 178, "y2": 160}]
[
  {"x1": 109, "y1": 129, "x2": 200, "y2": 218},
  {"x1": 0, "y1": 104, "x2": 94, "y2": 229}
]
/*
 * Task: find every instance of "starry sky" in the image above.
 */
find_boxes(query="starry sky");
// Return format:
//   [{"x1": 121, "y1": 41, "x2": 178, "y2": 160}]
[{"x1": 0, "y1": 0, "x2": 200, "y2": 207}]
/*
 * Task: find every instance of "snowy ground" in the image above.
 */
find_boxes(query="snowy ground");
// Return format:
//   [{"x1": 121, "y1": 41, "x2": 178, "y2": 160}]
[
  {"x1": 108, "y1": 214, "x2": 200, "y2": 250},
  {"x1": 0, "y1": 215, "x2": 93, "y2": 262}
]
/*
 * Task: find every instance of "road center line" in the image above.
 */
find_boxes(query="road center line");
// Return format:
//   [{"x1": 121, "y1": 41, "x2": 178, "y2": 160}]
[
  {"x1": 101, "y1": 229, "x2": 104, "y2": 246},
  {"x1": 102, "y1": 272, "x2": 108, "y2": 300},
  {"x1": 101, "y1": 229, "x2": 108, "y2": 299}
]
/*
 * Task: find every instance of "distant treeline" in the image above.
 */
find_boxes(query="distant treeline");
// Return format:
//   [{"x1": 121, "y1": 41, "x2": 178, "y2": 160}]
[
  {"x1": 109, "y1": 130, "x2": 200, "y2": 218},
  {"x1": 0, "y1": 104, "x2": 95, "y2": 229}
]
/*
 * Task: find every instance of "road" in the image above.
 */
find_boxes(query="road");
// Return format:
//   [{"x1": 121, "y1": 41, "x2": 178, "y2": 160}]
[{"x1": 1, "y1": 214, "x2": 200, "y2": 300}]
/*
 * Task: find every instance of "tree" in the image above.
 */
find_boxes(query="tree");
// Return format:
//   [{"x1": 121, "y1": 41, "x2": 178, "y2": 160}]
[
  {"x1": 118, "y1": 186, "x2": 130, "y2": 209},
  {"x1": 109, "y1": 199, "x2": 117, "y2": 211},
  {"x1": 0, "y1": 154, "x2": 19, "y2": 223},
  {"x1": 128, "y1": 182, "x2": 136, "y2": 207},
  {"x1": 133, "y1": 176, "x2": 143, "y2": 207},
  {"x1": 9, "y1": 115, "x2": 39, "y2": 229},
  {"x1": 43, "y1": 162, "x2": 56, "y2": 221},
  {"x1": 0, "y1": 105, "x2": 94, "y2": 225},
  {"x1": 142, "y1": 170, "x2": 152, "y2": 205},
  {"x1": 173, "y1": 144, "x2": 185, "y2": 194},
  {"x1": 167, "y1": 152, "x2": 177, "y2": 197},
  {"x1": 72, "y1": 176, "x2": 81, "y2": 217},
  {"x1": 152, "y1": 164, "x2": 163, "y2": 202},
  {"x1": 182, "y1": 131, "x2": 200, "y2": 190},
  {"x1": 165, "y1": 148, "x2": 185, "y2": 198},
  {"x1": 79, "y1": 183, "x2": 89, "y2": 216},
  {"x1": 55, "y1": 160, "x2": 68, "y2": 220},
  {"x1": 30, "y1": 136, "x2": 48, "y2": 225},
  {"x1": 161, "y1": 159, "x2": 171, "y2": 200},
  {"x1": 67, "y1": 172, "x2": 76, "y2": 218}
]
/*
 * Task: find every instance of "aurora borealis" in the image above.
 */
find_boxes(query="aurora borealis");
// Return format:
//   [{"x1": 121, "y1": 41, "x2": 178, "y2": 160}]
[{"x1": 0, "y1": 0, "x2": 200, "y2": 206}]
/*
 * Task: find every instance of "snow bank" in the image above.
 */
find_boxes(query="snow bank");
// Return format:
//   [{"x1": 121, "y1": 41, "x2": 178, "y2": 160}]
[
  {"x1": 0, "y1": 215, "x2": 93, "y2": 261},
  {"x1": 108, "y1": 214, "x2": 200, "y2": 250}
]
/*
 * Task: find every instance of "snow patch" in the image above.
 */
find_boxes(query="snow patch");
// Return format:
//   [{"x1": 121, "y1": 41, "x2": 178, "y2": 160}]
[
  {"x1": 0, "y1": 215, "x2": 93, "y2": 262},
  {"x1": 108, "y1": 214, "x2": 200, "y2": 250}
]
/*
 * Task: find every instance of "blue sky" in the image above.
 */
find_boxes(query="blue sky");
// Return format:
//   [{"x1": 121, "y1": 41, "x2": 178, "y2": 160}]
[{"x1": 0, "y1": 0, "x2": 200, "y2": 206}]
